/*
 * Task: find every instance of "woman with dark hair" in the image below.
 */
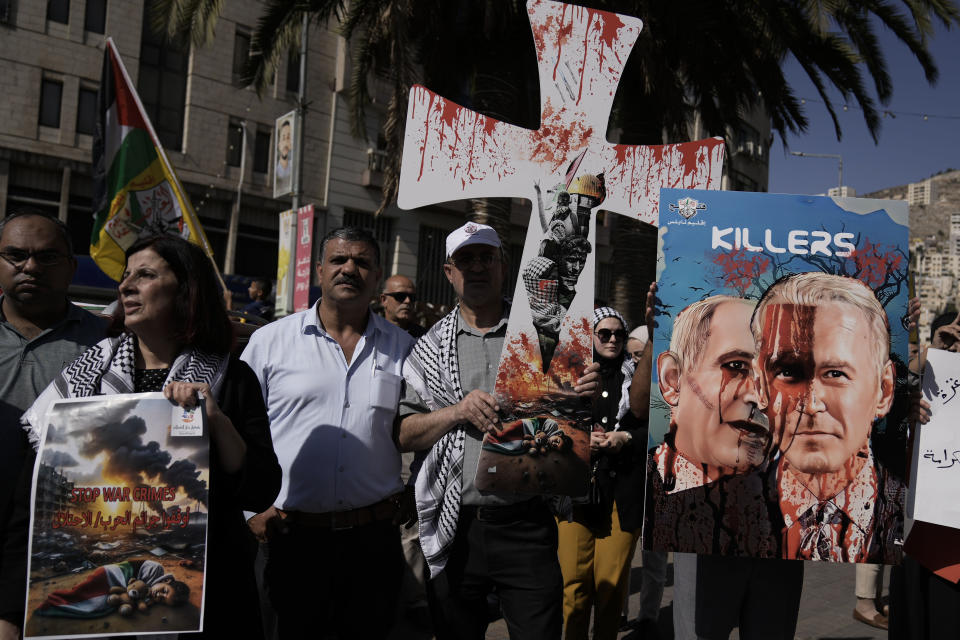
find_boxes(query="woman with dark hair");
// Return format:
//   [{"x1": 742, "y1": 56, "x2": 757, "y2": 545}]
[
  {"x1": 557, "y1": 306, "x2": 648, "y2": 640},
  {"x1": 24, "y1": 235, "x2": 281, "y2": 639}
]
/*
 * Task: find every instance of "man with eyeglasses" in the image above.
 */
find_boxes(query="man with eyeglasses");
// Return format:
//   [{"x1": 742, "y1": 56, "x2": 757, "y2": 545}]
[
  {"x1": 380, "y1": 274, "x2": 426, "y2": 338},
  {"x1": 0, "y1": 211, "x2": 105, "y2": 640},
  {"x1": 398, "y1": 221, "x2": 600, "y2": 638}
]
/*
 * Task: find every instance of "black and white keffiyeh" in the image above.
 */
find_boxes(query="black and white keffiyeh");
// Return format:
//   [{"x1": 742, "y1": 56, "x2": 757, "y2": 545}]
[
  {"x1": 403, "y1": 307, "x2": 467, "y2": 579},
  {"x1": 22, "y1": 332, "x2": 229, "y2": 449}
]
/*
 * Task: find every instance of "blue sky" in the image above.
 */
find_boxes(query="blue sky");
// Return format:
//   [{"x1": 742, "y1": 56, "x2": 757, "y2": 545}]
[{"x1": 768, "y1": 21, "x2": 960, "y2": 197}]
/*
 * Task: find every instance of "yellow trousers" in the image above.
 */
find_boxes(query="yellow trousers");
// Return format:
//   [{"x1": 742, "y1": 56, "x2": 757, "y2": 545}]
[{"x1": 557, "y1": 501, "x2": 640, "y2": 640}]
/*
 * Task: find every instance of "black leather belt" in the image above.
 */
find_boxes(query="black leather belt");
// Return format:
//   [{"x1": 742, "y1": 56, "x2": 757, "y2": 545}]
[
  {"x1": 474, "y1": 498, "x2": 544, "y2": 523},
  {"x1": 281, "y1": 494, "x2": 400, "y2": 530}
]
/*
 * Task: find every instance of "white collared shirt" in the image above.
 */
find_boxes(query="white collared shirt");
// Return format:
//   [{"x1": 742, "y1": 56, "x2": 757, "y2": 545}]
[{"x1": 241, "y1": 301, "x2": 414, "y2": 513}]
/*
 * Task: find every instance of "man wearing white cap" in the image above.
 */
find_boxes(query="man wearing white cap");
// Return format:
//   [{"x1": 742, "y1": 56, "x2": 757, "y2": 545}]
[{"x1": 398, "y1": 221, "x2": 600, "y2": 638}]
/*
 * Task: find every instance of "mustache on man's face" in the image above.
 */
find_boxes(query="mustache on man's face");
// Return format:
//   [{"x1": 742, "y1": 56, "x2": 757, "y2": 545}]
[{"x1": 334, "y1": 274, "x2": 364, "y2": 288}]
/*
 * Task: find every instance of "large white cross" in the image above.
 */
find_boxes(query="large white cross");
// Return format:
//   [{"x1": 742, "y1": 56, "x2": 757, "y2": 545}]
[{"x1": 398, "y1": 0, "x2": 725, "y2": 494}]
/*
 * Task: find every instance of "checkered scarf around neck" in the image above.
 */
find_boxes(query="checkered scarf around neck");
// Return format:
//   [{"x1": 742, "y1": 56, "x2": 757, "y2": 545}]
[
  {"x1": 22, "y1": 332, "x2": 229, "y2": 449},
  {"x1": 404, "y1": 306, "x2": 467, "y2": 579},
  {"x1": 406, "y1": 304, "x2": 571, "y2": 578}
]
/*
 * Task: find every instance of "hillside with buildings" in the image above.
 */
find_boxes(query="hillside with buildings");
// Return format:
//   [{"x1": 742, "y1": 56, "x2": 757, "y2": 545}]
[
  {"x1": 864, "y1": 168, "x2": 960, "y2": 242},
  {"x1": 864, "y1": 169, "x2": 960, "y2": 337}
]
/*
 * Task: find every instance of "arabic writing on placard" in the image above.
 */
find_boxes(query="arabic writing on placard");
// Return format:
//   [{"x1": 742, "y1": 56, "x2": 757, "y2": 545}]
[
  {"x1": 51, "y1": 507, "x2": 191, "y2": 531},
  {"x1": 936, "y1": 376, "x2": 960, "y2": 404},
  {"x1": 921, "y1": 449, "x2": 960, "y2": 470}
]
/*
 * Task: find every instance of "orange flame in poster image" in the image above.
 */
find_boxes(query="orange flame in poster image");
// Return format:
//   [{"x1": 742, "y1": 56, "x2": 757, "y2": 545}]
[{"x1": 495, "y1": 317, "x2": 592, "y2": 404}]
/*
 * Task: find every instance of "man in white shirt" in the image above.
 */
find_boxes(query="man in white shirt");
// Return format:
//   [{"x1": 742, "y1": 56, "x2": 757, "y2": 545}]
[{"x1": 242, "y1": 226, "x2": 414, "y2": 639}]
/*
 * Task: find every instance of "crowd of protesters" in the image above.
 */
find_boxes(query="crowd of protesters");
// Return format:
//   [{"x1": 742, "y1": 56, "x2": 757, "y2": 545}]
[{"x1": 0, "y1": 209, "x2": 957, "y2": 640}]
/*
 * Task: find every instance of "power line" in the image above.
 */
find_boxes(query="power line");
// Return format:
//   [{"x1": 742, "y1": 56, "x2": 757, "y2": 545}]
[{"x1": 799, "y1": 97, "x2": 960, "y2": 121}]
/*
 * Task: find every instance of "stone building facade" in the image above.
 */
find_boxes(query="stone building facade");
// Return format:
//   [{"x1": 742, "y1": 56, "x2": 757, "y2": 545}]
[{"x1": 0, "y1": 1, "x2": 769, "y2": 311}]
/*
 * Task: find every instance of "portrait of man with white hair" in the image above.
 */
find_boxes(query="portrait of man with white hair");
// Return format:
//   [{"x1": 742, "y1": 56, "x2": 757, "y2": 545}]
[{"x1": 752, "y1": 272, "x2": 905, "y2": 563}]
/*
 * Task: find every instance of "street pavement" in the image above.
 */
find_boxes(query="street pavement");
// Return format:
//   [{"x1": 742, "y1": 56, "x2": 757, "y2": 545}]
[{"x1": 390, "y1": 548, "x2": 890, "y2": 639}]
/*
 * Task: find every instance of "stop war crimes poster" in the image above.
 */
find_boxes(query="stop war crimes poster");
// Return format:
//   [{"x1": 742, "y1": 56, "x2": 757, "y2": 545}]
[
  {"x1": 644, "y1": 189, "x2": 910, "y2": 564},
  {"x1": 25, "y1": 394, "x2": 208, "y2": 638}
]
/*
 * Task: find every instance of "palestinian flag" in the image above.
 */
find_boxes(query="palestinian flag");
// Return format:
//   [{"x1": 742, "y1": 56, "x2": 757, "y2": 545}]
[{"x1": 91, "y1": 38, "x2": 212, "y2": 281}]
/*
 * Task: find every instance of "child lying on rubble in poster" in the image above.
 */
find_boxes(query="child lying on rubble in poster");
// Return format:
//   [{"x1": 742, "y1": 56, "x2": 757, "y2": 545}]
[{"x1": 35, "y1": 558, "x2": 189, "y2": 619}]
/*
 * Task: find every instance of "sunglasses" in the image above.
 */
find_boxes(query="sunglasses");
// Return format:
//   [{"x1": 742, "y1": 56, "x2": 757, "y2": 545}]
[
  {"x1": 384, "y1": 292, "x2": 417, "y2": 303},
  {"x1": 596, "y1": 328, "x2": 627, "y2": 343},
  {"x1": 450, "y1": 253, "x2": 497, "y2": 270}
]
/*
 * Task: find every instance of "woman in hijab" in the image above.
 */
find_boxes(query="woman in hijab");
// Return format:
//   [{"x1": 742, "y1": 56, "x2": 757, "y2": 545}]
[{"x1": 557, "y1": 306, "x2": 647, "y2": 640}]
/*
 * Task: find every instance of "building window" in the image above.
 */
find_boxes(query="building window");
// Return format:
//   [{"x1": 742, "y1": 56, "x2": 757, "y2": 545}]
[
  {"x1": 0, "y1": 0, "x2": 13, "y2": 24},
  {"x1": 286, "y1": 51, "x2": 300, "y2": 93},
  {"x1": 225, "y1": 119, "x2": 244, "y2": 167},
  {"x1": 253, "y1": 128, "x2": 270, "y2": 174},
  {"x1": 39, "y1": 78, "x2": 63, "y2": 128},
  {"x1": 47, "y1": 0, "x2": 69, "y2": 23},
  {"x1": 343, "y1": 210, "x2": 395, "y2": 271},
  {"x1": 416, "y1": 224, "x2": 455, "y2": 307},
  {"x1": 84, "y1": 0, "x2": 106, "y2": 33},
  {"x1": 137, "y1": 3, "x2": 188, "y2": 151},
  {"x1": 233, "y1": 29, "x2": 251, "y2": 84},
  {"x1": 76, "y1": 87, "x2": 97, "y2": 135}
]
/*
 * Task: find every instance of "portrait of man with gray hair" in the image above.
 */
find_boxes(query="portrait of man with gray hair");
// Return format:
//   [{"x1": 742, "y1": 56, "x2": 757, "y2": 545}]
[
  {"x1": 752, "y1": 272, "x2": 905, "y2": 563},
  {"x1": 645, "y1": 294, "x2": 780, "y2": 558}
]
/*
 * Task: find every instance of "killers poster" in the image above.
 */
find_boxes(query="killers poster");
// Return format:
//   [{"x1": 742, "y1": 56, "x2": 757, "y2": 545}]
[
  {"x1": 644, "y1": 189, "x2": 910, "y2": 564},
  {"x1": 25, "y1": 394, "x2": 208, "y2": 638}
]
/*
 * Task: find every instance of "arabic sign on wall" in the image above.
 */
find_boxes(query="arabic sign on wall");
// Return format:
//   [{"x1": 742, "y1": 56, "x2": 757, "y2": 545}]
[{"x1": 644, "y1": 189, "x2": 910, "y2": 564}]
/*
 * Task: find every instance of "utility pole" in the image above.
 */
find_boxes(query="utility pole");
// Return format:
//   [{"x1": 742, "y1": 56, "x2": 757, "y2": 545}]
[
  {"x1": 790, "y1": 151, "x2": 843, "y2": 192},
  {"x1": 291, "y1": 14, "x2": 308, "y2": 211},
  {"x1": 225, "y1": 120, "x2": 247, "y2": 274}
]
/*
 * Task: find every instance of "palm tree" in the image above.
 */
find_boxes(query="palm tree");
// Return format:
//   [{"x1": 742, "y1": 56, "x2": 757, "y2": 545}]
[{"x1": 153, "y1": 0, "x2": 958, "y2": 321}]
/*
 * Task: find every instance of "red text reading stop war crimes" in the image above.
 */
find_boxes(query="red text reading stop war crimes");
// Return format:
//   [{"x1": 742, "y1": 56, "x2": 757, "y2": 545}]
[{"x1": 69, "y1": 486, "x2": 177, "y2": 503}]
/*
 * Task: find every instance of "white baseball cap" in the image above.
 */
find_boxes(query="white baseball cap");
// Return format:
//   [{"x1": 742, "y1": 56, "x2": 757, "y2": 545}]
[{"x1": 445, "y1": 222, "x2": 501, "y2": 258}]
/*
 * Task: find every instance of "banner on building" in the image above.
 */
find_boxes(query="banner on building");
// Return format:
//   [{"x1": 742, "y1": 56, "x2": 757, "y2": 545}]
[
  {"x1": 644, "y1": 189, "x2": 910, "y2": 565},
  {"x1": 24, "y1": 394, "x2": 209, "y2": 638},
  {"x1": 293, "y1": 205, "x2": 315, "y2": 312},
  {"x1": 91, "y1": 38, "x2": 213, "y2": 282},
  {"x1": 275, "y1": 209, "x2": 296, "y2": 316},
  {"x1": 273, "y1": 110, "x2": 297, "y2": 199}
]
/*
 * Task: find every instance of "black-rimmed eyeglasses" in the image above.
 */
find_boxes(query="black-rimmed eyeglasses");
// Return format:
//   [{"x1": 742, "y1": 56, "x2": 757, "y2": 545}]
[{"x1": 0, "y1": 249, "x2": 68, "y2": 268}]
